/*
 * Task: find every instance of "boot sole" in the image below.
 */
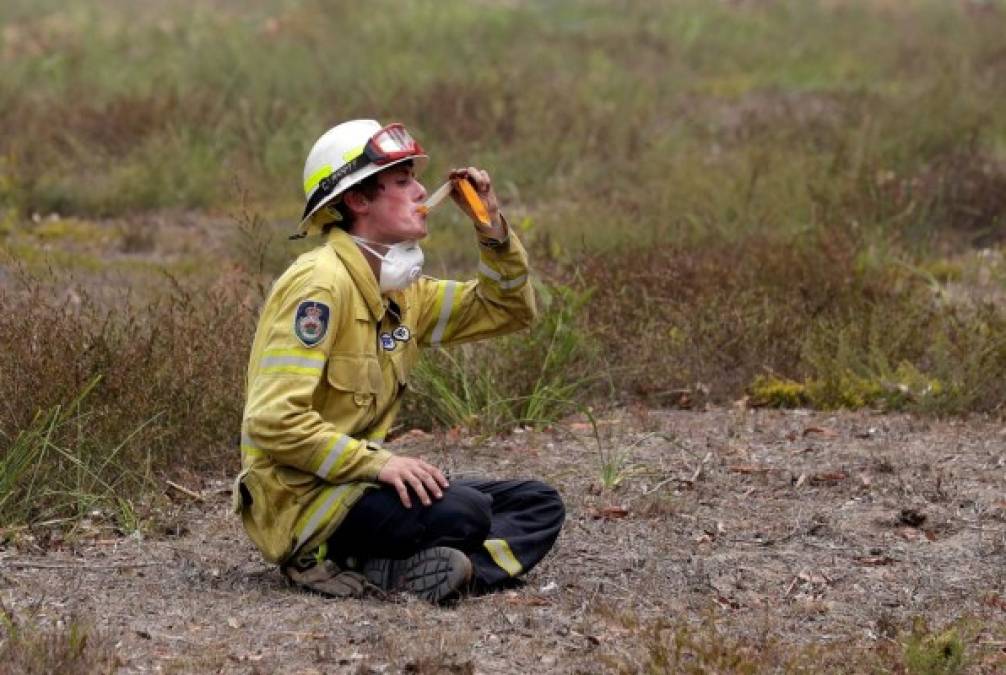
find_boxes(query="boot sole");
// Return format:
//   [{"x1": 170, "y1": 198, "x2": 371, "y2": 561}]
[{"x1": 362, "y1": 546, "x2": 472, "y2": 604}]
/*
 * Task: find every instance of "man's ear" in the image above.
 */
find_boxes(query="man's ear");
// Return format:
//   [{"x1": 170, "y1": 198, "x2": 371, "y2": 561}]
[{"x1": 342, "y1": 190, "x2": 369, "y2": 217}]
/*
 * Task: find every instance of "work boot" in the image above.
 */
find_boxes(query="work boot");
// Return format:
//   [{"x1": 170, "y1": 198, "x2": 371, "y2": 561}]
[
  {"x1": 283, "y1": 554, "x2": 384, "y2": 599},
  {"x1": 361, "y1": 546, "x2": 473, "y2": 604}
]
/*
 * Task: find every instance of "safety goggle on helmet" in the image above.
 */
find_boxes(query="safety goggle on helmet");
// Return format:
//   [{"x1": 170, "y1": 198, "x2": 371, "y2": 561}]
[
  {"x1": 297, "y1": 120, "x2": 428, "y2": 236},
  {"x1": 368, "y1": 123, "x2": 424, "y2": 164}
]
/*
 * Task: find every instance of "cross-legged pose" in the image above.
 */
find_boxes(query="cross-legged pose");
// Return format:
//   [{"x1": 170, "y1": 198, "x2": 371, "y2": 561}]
[{"x1": 233, "y1": 119, "x2": 565, "y2": 603}]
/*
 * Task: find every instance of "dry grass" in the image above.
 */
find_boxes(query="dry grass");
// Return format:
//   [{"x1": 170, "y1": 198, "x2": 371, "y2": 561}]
[
  {"x1": 0, "y1": 261, "x2": 256, "y2": 468},
  {"x1": 2, "y1": 4, "x2": 1006, "y2": 673},
  {"x1": 0, "y1": 261, "x2": 258, "y2": 526},
  {"x1": 0, "y1": 601, "x2": 116, "y2": 675},
  {"x1": 4, "y1": 407, "x2": 1006, "y2": 672},
  {"x1": 1, "y1": 1, "x2": 1004, "y2": 226},
  {"x1": 0, "y1": 0, "x2": 1003, "y2": 604}
]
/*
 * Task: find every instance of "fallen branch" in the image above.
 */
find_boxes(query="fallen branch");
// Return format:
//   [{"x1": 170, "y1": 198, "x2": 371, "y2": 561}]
[
  {"x1": 0, "y1": 517, "x2": 76, "y2": 537},
  {"x1": 166, "y1": 480, "x2": 205, "y2": 502},
  {"x1": 625, "y1": 477, "x2": 677, "y2": 505},
  {"x1": 3, "y1": 560, "x2": 159, "y2": 571}
]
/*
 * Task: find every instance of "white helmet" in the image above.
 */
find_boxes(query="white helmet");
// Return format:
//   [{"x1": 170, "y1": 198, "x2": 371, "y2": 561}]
[{"x1": 296, "y1": 119, "x2": 428, "y2": 237}]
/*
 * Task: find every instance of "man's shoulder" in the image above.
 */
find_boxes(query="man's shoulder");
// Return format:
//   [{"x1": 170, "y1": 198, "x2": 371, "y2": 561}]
[{"x1": 275, "y1": 244, "x2": 351, "y2": 298}]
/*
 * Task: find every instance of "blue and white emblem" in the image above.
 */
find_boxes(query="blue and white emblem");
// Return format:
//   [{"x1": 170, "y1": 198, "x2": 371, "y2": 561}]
[
  {"x1": 293, "y1": 300, "x2": 330, "y2": 347},
  {"x1": 392, "y1": 326, "x2": 411, "y2": 342},
  {"x1": 379, "y1": 332, "x2": 396, "y2": 351}
]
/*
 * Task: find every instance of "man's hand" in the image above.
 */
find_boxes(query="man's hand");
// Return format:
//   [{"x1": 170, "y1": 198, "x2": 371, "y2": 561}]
[
  {"x1": 377, "y1": 455, "x2": 449, "y2": 508},
  {"x1": 448, "y1": 166, "x2": 507, "y2": 242}
]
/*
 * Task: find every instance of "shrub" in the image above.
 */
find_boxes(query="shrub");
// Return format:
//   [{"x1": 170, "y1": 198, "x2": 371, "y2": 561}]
[
  {"x1": 0, "y1": 377, "x2": 157, "y2": 529},
  {"x1": 0, "y1": 263, "x2": 258, "y2": 526},
  {"x1": 401, "y1": 281, "x2": 598, "y2": 434},
  {"x1": 749, "y1": 375, "x2": 809, "y2": 408}
]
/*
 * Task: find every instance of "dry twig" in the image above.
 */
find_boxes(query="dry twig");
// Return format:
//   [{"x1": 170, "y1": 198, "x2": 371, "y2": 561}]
[
  {"x1": 166, "y1": 480, "x2": 205, "y2": 501},
  {"x1": 3, "y1": 560, "x2": 159, "y2": 571}
]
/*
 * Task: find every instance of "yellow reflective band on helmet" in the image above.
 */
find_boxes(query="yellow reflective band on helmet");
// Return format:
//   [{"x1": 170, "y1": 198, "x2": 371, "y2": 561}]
[
  {"x1": 342, "y1": 146, "x2": 364, "y2": 162},
  {"x1": 304, "y1": 164, "x2": 334, "y2": 195},
  {"x1": 483, "y1": 538, "x2": 522, "y2": 577}
]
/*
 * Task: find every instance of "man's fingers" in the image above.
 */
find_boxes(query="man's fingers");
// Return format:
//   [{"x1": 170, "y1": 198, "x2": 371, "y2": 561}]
[
  {"x1": 434, "y1": 468, "x2": 449, "y2": 490},
  {"x1": 417, "y1": 469, "x2": 444, "y2": 500},
  {"x1": 448, "y1": 167, "x2": 490, "y2": 192},
  {"x1": 393, "y1": 478, "x2": 412, "y2": 509},
  {"x1": 465, "y1": 166, "x2": 480, "y2": 188},
  {"x1": 379, "y1": 456, "x2": 448, "y2": 507},
  {"x1": 466, "y1": 166, "x2": 489, "y2": 192},
  {"x1": 421, "y1": 460, "x2": 449, "y2": 489},
  {"x1": 410, "y1": 461, "x2": 442, "y2": 498},
  {"x1": 405, "y1": 472, "x2": 432, "y2": 507},
  {"x1": 476, "y1": 169, "x2": 491, "y2": 192}
]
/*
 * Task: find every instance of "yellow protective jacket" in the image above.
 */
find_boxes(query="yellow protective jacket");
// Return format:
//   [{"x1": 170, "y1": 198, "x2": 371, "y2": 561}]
[{"x1": 234, "y1": 227, "x2": 535, "y2": 564}]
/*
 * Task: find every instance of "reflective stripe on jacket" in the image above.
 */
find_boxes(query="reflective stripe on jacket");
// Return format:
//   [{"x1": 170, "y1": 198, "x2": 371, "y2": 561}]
[{"x1": 235, "y1": 227, "x2": 535, "y2": 564}]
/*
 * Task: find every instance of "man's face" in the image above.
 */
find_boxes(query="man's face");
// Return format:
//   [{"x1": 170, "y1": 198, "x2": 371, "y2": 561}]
[{"x1": 357, "y1": 164, "x2": 428, "y2": 244}]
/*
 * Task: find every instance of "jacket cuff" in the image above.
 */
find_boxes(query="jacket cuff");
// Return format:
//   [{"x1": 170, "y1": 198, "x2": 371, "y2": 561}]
[
  {"x1": 362, "y1": 446, "x2": 394, "y2": 481},
  {"x1": 478, "y1": 213, "x2": 511, "y2": 251}
]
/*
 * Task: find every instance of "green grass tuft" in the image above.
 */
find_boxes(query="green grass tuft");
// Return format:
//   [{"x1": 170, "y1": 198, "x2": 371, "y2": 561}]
[
  {"x1": 903, "y1": 619, "x2": 967, "y2": 675},
  {"x1": 403, "y1": 281, "x2": 597, "y2": 434}
]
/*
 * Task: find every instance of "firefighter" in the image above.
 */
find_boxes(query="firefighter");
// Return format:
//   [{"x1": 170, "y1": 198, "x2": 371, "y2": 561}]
[{"x1": 233, "y1": 119, "x2": 565, "y2": 603}]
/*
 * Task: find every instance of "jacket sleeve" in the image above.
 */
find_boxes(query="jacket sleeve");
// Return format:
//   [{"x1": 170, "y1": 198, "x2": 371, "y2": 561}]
[
  {"x1": 414, "y1": 230, "x2": 537, "y2": 347},
  {"x1": 242, "y1": 284, "x2": 392, "y2": 483}
]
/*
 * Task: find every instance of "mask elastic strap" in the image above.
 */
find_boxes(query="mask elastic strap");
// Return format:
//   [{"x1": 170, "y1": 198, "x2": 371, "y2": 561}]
[{"x1": 350, "y1": 236, "x2": 388, "y2": 262}]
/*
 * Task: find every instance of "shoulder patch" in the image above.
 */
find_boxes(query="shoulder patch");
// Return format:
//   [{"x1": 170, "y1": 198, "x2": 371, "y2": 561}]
[{"x1": 293, "y1": 300, "x2": 331, "y2": 347}]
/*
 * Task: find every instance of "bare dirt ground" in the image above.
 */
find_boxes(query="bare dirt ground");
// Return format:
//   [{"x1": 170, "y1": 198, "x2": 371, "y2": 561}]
[{"x1": 3, "y1": 406, "x2": 1006, "y2": 673}]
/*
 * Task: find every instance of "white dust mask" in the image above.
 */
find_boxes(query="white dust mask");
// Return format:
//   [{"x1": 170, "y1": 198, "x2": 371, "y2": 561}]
[{"x1": 351, "y1": 237, "x2": 425, "y2": 292}]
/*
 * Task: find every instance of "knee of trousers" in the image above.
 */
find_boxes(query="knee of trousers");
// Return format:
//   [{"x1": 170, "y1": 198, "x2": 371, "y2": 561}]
[
  {"x1": 525, "y1": 480, "x2": 566, "y2": 527},
  {"x1": 438, "y1": 486, "x2": 492, "y2": 545}
]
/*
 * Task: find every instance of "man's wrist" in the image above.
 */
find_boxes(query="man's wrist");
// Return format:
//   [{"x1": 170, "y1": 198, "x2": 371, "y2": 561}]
[
  {"x1": 478, "y1": 212, "x2": 511, "y2": 249},
  {"x1": 367, "y1": 447, "x2": 395, "y2": 481}
]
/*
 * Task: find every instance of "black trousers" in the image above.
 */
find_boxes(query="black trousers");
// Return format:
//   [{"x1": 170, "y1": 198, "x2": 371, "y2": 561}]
[{"x1": 326, "y1": 478, "x2": 565, "y2": 588}]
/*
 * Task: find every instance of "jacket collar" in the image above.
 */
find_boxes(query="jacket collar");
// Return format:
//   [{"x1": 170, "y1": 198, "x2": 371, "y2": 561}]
[{"x1": 326, "y1": 228, "x2": 385, "y2": 320}]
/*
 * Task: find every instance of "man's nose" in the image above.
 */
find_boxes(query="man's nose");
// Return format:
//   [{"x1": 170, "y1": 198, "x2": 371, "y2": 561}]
[{"x1": 414, "y1": 179, "x2": 428, "y2": 202}]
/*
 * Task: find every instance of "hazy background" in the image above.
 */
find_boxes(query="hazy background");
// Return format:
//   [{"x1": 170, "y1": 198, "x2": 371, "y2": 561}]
[{"x1": 1, "y1": 0, "x2": 1005, "y2": 552}]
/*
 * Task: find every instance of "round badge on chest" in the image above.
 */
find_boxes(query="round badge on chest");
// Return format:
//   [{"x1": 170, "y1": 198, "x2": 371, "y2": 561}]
[{"x1": 392, "y1": 326, "x2": 411, "y2": 342}]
